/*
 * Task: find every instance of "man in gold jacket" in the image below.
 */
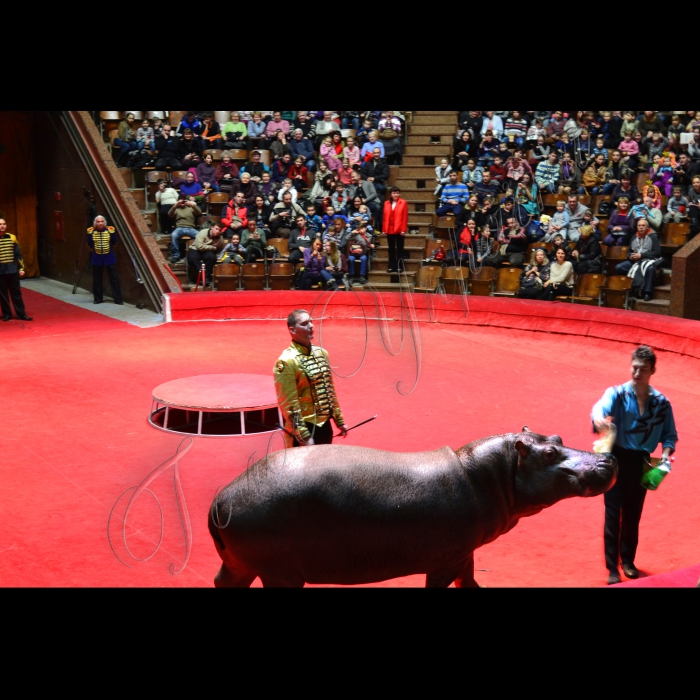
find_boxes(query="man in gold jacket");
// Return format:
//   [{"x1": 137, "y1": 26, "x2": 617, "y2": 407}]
[{"x1": 274, "y1": 309, "x2": 347, "y2": 447}]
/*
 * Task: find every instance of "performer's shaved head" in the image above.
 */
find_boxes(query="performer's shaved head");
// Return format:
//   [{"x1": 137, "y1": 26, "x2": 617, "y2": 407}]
[{"x1": 287, "y1": 309, "x2": 309, "y2": 330}]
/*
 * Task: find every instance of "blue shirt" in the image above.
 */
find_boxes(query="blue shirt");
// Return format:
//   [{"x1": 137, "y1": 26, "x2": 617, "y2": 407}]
[{"x1": 592, "y1": 382, "x2": 678, "y2": 453}]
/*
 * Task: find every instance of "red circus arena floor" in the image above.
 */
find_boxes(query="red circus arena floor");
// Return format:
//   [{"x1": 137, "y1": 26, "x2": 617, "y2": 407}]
[{"x1": 1, "y1": 287, "x2": 699, "y2": 588}]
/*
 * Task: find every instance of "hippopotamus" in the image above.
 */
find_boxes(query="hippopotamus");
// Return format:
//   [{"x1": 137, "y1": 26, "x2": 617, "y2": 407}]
[{"x1": 208, "y1": 428, "x2": 617, "y2": 587}]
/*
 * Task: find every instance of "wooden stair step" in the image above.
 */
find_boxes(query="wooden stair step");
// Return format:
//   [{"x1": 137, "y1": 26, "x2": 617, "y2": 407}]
[
  {"x1": 371, "y1": 258, "x2": 421, "y2": 272},
  {"x1": 404, "y1": 144, "x2": 452, "y2": 155},
  {"x1": 352, "y1": 281, "x2": 414, "y2": 292},
  {"x1": 409, "y1": 124, "x2": 457, "y2": 135},
  {"x1": 406, "y1": 135, "x2": 453, "y2": 147}
]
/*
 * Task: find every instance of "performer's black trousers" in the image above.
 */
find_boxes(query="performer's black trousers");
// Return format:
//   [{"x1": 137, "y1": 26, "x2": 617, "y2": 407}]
[
  {"x1": 93, "y1": 264, "x2": 123, "y2": 303},
  {"x1": 604, "y1": 446, "x2": 648, "y2": 572},
  {"x1": 293, "y1": 420, "x2": 333, "y2": 447},
  {"x1": 0, "y1": 273, "x2": 27, "y2": 317}
]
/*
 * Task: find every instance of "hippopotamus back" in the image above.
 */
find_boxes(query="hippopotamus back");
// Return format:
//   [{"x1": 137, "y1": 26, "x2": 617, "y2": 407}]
[{"x1": 209, "y1": 430, "x2": 617, "y2": 587}]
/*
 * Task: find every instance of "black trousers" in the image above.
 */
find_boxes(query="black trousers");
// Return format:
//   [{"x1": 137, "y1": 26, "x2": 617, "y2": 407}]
[
  {"x1": 0, "y1": 272, "x2": 27, "y2": 317},
  {"x1": 187, "y1": 249, "x2": 217, "y2": 284},
  {"x1": 604, "y1": 446, "x2": 648, "y2": 572},
  {"x1": 159, "y1": 205, "x2": 174, "y2": 234},
  {"x1": 292, "y1": 420, "x2": 334, "y2": 447},
  {"x1": 387, "y1": 234, "x2": 405, "y2": 270},
  {"x1": 93, "y1": 264, "x2": 122, "y2": 303},
  {"x1": 154, "y1": 157, "x2": 181, "y2": 171}
]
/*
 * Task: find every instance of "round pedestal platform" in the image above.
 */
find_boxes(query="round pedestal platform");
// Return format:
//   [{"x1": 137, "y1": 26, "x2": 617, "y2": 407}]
[{"x1": 148, "y1": 374, "x2": 281, "y2": 437}]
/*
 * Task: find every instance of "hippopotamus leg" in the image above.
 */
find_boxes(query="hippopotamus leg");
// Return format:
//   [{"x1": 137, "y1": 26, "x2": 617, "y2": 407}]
[
  {"x1": 214, "y1": 563, "x2": 257, "y2": 588},
  {"x1": 425, "y1": 565, "x2": 466, "y2": 588},
  {"x1": 454, "y1": 554, "x2": 479, "y2": 589}
]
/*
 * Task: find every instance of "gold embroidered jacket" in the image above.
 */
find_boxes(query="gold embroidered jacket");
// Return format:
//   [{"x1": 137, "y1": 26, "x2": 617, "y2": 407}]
[{"x1": 274, "y1": 341, "x2": 344, "y2": 446}]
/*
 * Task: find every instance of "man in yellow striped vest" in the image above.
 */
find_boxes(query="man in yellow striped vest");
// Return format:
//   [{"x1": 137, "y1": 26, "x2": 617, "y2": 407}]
[
  {"x1": 0, "y1": 219, "x2": 32, "y2": 322},
  {"x1": 86, "y1": 216, "x2": 123, "y2": 305}
]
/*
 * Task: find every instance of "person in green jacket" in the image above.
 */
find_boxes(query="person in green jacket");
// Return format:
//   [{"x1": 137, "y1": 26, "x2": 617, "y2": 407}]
[
  {"x1": 223, "y1": 112, "x2": 248, "y2": 148},
  {"x1": 241, "y1": 219, "x2": 267, "y2": 263}
]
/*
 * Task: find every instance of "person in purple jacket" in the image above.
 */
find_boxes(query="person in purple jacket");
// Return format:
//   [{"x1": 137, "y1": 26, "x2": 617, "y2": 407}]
[
  {"x1": 604, "y1": 197, "x2": 633, "y2": 246},
  {"x1": 299, "y1": 237, "x2": 327, "y2": 290}
]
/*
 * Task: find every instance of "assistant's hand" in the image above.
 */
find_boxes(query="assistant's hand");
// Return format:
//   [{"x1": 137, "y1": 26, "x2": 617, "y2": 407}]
[
  {"x1": 338, "y1": 425, "x2": 348, "y2": 438},
  {"x1": 305, "y1": 437, "x2": 315, "y2": 446},
  {"x1": 594, "y1": 416, "x2": 614, "y2": 434},
  {"x1": 19, "y1": 270, "x2": 25, "y2": 278}
]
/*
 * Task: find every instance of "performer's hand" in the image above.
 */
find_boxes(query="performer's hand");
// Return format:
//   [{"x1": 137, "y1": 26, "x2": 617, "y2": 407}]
[
  {"x1": 338, "y1": 425, "x2": 348, "y2": 438},
  {"x1": 19, "y1": 270, "x2": 25, "y2": 278},
  {"x1": 594, "y1": 416, "x2": 614, "y2": 433},
  {"x1": 305, "y1": 438, "x2": 315, "y2": 446}
]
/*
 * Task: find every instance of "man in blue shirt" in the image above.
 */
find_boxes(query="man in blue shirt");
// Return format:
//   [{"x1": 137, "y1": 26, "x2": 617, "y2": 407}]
[
  {"x1": 592, "y1": 345, "x2": 678, "y2": 584},
  {"x1": 436, "y1": 171, "x2": 469, "y2": 218}
]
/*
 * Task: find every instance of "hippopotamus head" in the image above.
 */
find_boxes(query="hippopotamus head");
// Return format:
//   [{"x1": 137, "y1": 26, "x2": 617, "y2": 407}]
[{"x1": 512, "y1": 427, "x2": 617, "y2": 516}]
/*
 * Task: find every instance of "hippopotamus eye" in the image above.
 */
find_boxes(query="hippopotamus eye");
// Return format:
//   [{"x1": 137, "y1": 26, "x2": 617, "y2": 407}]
[{"x1": 544, "y1": 447, "x2": 559, "y2": 463}]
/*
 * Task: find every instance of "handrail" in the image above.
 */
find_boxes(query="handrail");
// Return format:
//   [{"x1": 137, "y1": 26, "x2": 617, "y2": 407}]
[{"x1": 63, "y1": 111, "x2": 180, "y2": 313}]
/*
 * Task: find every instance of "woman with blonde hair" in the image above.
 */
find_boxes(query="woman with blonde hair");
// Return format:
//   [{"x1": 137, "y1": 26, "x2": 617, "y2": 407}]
[
  {"x1": 604, "y1": 196, "x2": 633, "y2": 246},
  {"x1": 322, "y1": 239, "x2": 348, "y2": 290},
  {"x1": 223, "y1": 111, "x2": 247, "y2": 148},
  {"x1": 518, "y1": 248, "x2": 550, "y2": 300}
]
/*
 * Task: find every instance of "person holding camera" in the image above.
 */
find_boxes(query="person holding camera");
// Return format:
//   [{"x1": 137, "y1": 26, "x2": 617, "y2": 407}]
[
  {"x1": 271, "y1": 192, "x2": 306, "y2": 239},
  {"x1": 168, "y1": 198, "x2": 202, "y2": 263},
  {"x1": 0, "y1": 219, "x2": 32, "y2": 321},
  {"x1": 241, "y1": 219, "x2": 267, "y2": 263},
  {"x1": 177, "y1": 129, "x2": 203, "y2": 169},
  {"x1": 86, "y1": 216, "x2": 123, "y2": 306}
]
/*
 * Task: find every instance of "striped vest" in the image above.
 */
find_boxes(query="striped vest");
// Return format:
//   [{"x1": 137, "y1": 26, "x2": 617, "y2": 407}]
[
  {"x1": 89, "y1": 227, "x2": 114, "y2": 255},
  {"x1": 0, "y1": 235, "x2": 16, "y2": 264}
]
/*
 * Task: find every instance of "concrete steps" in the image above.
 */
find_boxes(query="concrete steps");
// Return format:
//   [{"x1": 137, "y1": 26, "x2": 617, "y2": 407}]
[{"x1": 632, "y1": 298, "x2": 671, "y2": 315}]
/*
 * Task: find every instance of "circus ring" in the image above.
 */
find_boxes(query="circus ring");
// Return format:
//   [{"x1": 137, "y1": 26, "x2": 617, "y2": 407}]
[{"x1": 2, "y1": 286, "x2": 698, "y2": 587}]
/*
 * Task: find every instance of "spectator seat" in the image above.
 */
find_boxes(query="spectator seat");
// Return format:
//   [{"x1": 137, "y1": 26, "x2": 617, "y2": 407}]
[{"x1": 493, "y1": 267, "x2": 521, "y2": 297}]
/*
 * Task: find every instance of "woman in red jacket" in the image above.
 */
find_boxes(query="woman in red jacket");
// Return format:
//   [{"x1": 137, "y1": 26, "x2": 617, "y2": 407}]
[{"x1": 382, "y1": 187, "x2": 409, "y2": 272}]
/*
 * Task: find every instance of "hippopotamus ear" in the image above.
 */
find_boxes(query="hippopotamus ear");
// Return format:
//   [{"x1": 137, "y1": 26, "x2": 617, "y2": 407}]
[
  {"x1": 515, "y1": 440, "x2": 529, "y2": 459},
  {"x1": 522, "y1": 426, "x2": 530, "y2": 433}
]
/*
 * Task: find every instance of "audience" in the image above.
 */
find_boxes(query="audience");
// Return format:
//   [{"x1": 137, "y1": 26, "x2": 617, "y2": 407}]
[{"x1": 110, "y1": 110, "x2": 695, "y2": 302}]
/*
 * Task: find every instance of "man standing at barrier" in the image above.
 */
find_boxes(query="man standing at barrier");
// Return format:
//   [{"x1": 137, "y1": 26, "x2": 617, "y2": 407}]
[
  {"x1": 274, "y1": 309, "x2": 347, "y2": 447},
  {"x1": 87, "y1": 216, "x2": 123, "y2": 305},
  {"x1": 592, "y1": 345, "x2": 678, "y2": 585},
  {"x1": 0, "y1": 219, "x2": 32, "y2": 321}
]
